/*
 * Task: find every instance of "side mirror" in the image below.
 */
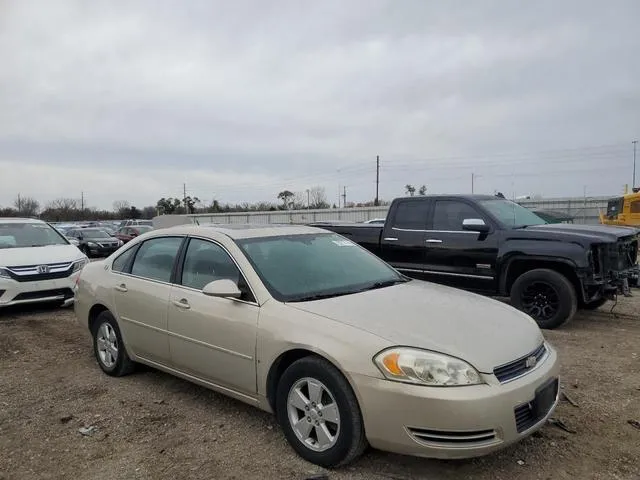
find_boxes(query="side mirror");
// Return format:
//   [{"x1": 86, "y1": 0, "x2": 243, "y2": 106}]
[
  {"x1": 202, "y1": 279, "x2": 242, "y2": 299},
  {"x1": 462, "y1": 218, "x2": 489, "y2": 233}
]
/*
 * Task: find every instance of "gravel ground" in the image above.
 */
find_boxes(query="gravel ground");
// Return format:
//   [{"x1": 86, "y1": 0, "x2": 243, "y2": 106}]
[{"x1": 1, "y1": 296, "x2": 639, "y2": 480}]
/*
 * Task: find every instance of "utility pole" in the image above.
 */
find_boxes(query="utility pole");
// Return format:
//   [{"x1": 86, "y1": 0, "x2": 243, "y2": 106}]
[
  {"x1": 342, "y1": 186, "x2": 347, "y2": 208},
  {"x1": 338, "y1": 185, "x2": 341, "y2": 208},
  {"x1": 81, "y1": 191, "x2": 84, "y2": 211},
  {"x1": 583, "y1": 185, "x2": 587, "y2": 224},
  {"x1": 17, "y1": 193, "x2": 21, "y2": 213},
  {"x1": 183, "y1": 183, "x2": 187, "y2": 213},
  {"x1": 306, "y1": 189, "x2": 310, "y2": 209},
  {"x1": 633, "y1": 140, "x2": 637, "y2": 189},
  {"x1": 375, "y1": 155, "x2": 380, "y2": 206},
  {"x1": 471, "y1": 173, "x2": 475, "y2": 194}
]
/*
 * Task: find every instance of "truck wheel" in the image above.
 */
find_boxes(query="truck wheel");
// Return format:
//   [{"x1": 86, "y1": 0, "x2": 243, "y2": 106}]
[
  {"x1": 510, "y1": 269, "x2": 577, "y2": 329},
  {"x1": 580, "y1": 297, "x2": 608, "y2": 310}
]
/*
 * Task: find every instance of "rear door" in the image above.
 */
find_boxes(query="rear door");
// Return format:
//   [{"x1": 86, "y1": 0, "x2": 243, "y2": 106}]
[
  {"x1": 422, "y1": 199, "x2": 499, "y2": 292},
  {"x1": 380, "y1": 199, "x2": 431, "y2": 278},
  {"x1": 110, "y1": 236, "x2": 185, "y2": 365}
]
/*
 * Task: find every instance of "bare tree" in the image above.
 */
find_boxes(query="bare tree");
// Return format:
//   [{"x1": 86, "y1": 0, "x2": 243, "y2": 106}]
[
  {"x1": 112, "y1": 200, "x2": 131, "y2": 213},
  {"x1": 14, "y1": 196, "x2": 40, "y2": 216},
  {"x1": 405, "y1": 184, "x2": 416, "y2": 196},
  {"x1": 47, "y1": 198, "x2": 78, "y2": 211},
  {"x1": 309, "y1": 186, "x2": 329, "y2": 209},
  {"x1": 291, "y1": 192, "x2": 307, "y2": 210}
]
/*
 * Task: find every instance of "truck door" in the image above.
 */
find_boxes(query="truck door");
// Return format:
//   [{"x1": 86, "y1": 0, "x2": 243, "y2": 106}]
[
  {"x1": 380, "y1": 199, "x2": 430, "y2": 279},
  {"x1": 422, "y1": 198, "x2": 499, "y2": 293}
]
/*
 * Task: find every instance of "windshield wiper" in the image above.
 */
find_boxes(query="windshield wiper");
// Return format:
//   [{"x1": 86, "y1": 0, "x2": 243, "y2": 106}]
[
  {"x1": 288, "y1": 291, "x2": 358, "y2": 302},
  {"x1": 357, "y1": 279, "x2": 407, "y2": 292}
]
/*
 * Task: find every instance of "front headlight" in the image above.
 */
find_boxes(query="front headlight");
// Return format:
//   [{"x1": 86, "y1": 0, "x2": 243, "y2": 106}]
[
  {"x1": 71, "y1": 258, "x2": 89, "y2": 273},
  {"x1": 374, "y1": 347, "x2": 482, "y2": 386},
  {"x1": 0, "y1": 267, "x2": 10, "y2": 279},
  {"x1": 87, "y1": 241, "x2": 97, "y2": 247}
]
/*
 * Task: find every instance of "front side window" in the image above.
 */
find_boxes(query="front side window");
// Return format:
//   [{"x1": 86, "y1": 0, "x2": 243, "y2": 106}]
[
  {"x1": 0, "y1": 222, "x2": 69, "y2": 249},
  {"x1": 392, "y1": 201, "x2": 429, "y2": 230},
  {"x1": 181, "y1": 238, "x2": 240, "y2": 290},
  {"x1": 432, "y1": 200, "x2": 483, "y2": 231},
  {"x1": 130, "y1": 237, "x2": 184, "y2": 282},
  {"x1": 237, "y1": 233, "x2": 406, "y2": 302}
]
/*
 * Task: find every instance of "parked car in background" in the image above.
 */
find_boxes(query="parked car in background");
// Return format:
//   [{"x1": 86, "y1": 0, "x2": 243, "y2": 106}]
[
  {"x1": 113, "y1": 225, "x2": 153, "y2": 244},
  {"x1": 0, "y1": 218, "x2": 88, "y2": 308},
  {"x1": 75, "y1": 224, "x2": 559, "y2": 467},
  {"x1": 119, "y1": 219, "x2": 153, "y2": 228},
  {"x1": 312, "y1": 194, "x2": 640, "y2": 329},
  {"x1": 66, "y1": 227, "x2": 123, "y2": 257}
]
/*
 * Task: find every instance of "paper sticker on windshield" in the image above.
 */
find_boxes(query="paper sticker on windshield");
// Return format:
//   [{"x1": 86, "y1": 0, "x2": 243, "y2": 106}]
[{"x1": 332, "y1": 239, "x2": 356, "y2": 247}]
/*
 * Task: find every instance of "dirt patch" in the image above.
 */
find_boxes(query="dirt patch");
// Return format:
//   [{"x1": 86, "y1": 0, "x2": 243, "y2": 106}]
[{"x1": 1, "y1": 297, "x2": 639, "y2": 480}]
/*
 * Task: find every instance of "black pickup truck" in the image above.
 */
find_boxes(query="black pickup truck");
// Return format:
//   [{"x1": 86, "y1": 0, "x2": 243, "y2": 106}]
[{"x1": 311, "y1": 195, "x2": 639, "y2": 329}]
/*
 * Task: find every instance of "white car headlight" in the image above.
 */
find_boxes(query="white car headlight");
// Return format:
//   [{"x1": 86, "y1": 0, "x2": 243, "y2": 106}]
[
  {"x1": 0, "y1": 267, "x2": 10, "y2": 279},
  {"x1": 71, "y1": 258, "x2": 89, "y2": 273},
  {"x1": 374, "y1": 347, "x2": 482, "y2": 386},
  {"x1": 87, "y1": 241, "x2": 97, "y2": 247}
]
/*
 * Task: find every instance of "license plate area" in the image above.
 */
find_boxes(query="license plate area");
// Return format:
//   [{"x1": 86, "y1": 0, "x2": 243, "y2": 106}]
[{"x1": 534, "y1": 377, "x2": 559, "y2": 418}]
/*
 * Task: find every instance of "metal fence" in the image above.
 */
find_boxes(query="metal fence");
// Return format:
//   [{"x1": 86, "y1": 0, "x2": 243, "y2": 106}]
[{"x1": 184, "y1": 196, "x2": 610, "y2": 225}]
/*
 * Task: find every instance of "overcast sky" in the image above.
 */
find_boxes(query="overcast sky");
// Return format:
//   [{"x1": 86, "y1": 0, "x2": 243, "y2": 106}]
[{"x1": 1, "y1": 0, "x2": 639, "y2": 211}]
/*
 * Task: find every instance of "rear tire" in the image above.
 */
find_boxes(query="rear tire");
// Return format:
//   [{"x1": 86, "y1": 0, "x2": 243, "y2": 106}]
[
  {"x1": 510, "y1": 268, "x2": 577, "y2": 329},
  {"x1": 91, "y1": 311, "x2": 135, "y2": 376},
  {"x1": 276, "y1": 356, "x2": 368, "y2": 468}
]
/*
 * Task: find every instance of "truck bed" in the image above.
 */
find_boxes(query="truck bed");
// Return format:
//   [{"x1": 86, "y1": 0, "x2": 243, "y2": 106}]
[{"x1": 309, "y1": 222, "x2": 383, "y2": 255}]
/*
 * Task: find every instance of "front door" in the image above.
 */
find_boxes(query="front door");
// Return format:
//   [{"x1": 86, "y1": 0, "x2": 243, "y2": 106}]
[
  {"x1": 111, "y1": 236, "x2": 185, "y2": 364},
  {"x1": 380, "y1": 199, "x2": 430, "y2": 279},
  {"x1": 422, "y1": 199, "x2": 499, "y2": 292},
  {"x1": 167, "y1": 237, "x2": 259, "y2": 396}
]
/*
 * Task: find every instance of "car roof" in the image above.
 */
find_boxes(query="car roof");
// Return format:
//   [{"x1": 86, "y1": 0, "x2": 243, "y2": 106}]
[
  {"x1": 160, "y1": 223, "x2": 326, "y2": 240},
  {"x1": 394, "y1": 194, "x2": 499, "y2": 201},
  {"x1": 0, "y1": 217, "x2": 45, "y2": 224}
]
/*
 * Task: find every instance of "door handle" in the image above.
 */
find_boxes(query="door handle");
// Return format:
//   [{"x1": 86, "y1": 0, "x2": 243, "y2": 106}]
[
  {"x1": 425, "y1": 239, "x2": 443, "y2": 244},
  {"x1": 172, "y1": 298, "x2": 190, "y2": 309},
  {"x1": 383, "y1": 237, "x2": 398, "y2": 241},
  {"x1": 114, "y1": 284, "x2": 128, "y2": 292}
]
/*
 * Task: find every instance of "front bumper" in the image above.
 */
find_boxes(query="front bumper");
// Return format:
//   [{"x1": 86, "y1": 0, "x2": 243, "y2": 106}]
[
  {"x1": 0, "y1": 273, "x2": 80, "y2": 308},
  {"x1": 352, "y1": 343, "x2": 560, "y2": 459},
  {"x1": 86, "y1": 245, "x2": 120, "y2": 257}
]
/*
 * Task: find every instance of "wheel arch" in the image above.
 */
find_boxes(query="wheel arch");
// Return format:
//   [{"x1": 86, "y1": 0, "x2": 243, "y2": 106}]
[
  {"x1": 265, "y1": 347, "x2": 361, "y2": 416},
  {"x1": 501, "y1": 256, "x2": 585, "y2": 302},
  {"x1": 88, "y1": 303, "x2": 110, "y2": 332}
]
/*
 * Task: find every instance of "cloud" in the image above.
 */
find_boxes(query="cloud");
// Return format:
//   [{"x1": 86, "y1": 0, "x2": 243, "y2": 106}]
[{"x1": 1, "y1": 0, "x2": 639, "y2": 210}]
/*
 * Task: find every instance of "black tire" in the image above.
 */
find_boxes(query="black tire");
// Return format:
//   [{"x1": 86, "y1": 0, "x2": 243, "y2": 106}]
[
  {"x1": 91, "y1": 310, "x2": 135, "y2": 376},
  {"x1": 276, "y1": 356, "x2": 368, "y2": 468},
  {"x1": 580, "y1": 297, "x2": 608, "y2": 310},
  {"x1": 510, "y1": 268, "x2": 577, "y2": 329}
]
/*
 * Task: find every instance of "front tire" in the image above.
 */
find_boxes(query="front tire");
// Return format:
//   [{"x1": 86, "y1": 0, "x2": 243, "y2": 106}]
[
  {"x1": 510, "y1": 268, "x2": 577, "y2": 329},
  {"x1": 91, "y1": 311, "x2": 135, "y2": 376},
  {"x1": 276, "y1": 356, "x2": 367, "y2": 468}
]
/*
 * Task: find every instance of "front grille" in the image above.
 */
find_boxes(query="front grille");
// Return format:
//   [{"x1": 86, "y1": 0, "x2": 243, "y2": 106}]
[
  {"x1": 5, "y1": 262, "x2": 74, "y2": 283},
  {"x1": 407, "y1": 427, "x2": 497, "y2": 446},
  {"x1": 493, "y1": 343, "x2": 547, "y2": 383},
  {"x1": 514, "y1": 378, "x2": 559, "y2": 433},
  {"x1": 0, "y1": 289, "x2": 5, "y2": 298},
  {"x1": 97, "y1": 242, "x2": 119, "y2": 248},
  {"x1": 13, "y1": 288, "x2": 74, "y2": 301}
]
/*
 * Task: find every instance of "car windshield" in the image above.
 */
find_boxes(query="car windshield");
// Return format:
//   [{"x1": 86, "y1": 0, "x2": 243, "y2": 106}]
[
  {"x1": 236, "y1": 233, "x2": 407, "y2": 302},
  {"x1": 480, "y1": 199, "x2": 547, "y2": 228},
  {"x1": 80, "y1": 228, "x2": 112, "y2": 238},
  {"x1": 0, "y1": 222, "x2": 69, "y2": 248},
  {"x1": 136, "y1": 226, "x2": 153, "y2": 232}
]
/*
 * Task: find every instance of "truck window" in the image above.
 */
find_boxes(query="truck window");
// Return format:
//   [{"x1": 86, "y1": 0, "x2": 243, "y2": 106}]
[
  {"x1": 631, "y1": 200, "x2": 640, "y2": 214},
  {"x1": 392, "y1": 201, "x2": 429, "y2": 230},
  {"x1": 607, "y1": 197, "x2": 624, "y2": 218},
  {"x1": 432, "y1": 200, "x2": 481, "y2": 231}
]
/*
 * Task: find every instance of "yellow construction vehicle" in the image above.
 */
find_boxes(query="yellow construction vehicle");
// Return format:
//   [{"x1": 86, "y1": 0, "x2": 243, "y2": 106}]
[{"x1": 600, "y1": 186, "x2": 640, "y2": 227}]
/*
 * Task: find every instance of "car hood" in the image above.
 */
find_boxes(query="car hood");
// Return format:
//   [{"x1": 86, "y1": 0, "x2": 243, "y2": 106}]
[
  {"x1": 286, "y1": 280, "x2": 543, "y2": 373},
  {"x1": 0, "y1": 244, "x2": 84, "y2": 267},
  {"x1": 518, "y1": 223, "x2": 639, "y2": 244}
]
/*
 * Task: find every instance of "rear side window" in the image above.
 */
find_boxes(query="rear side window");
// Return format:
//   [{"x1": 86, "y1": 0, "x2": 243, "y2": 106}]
[
  {"x1": 130, "y1": 237, "x2": 184, "y2": 283},
  {"x1": 392, "y1": 201, "x2": 429, "y2": 230}
]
